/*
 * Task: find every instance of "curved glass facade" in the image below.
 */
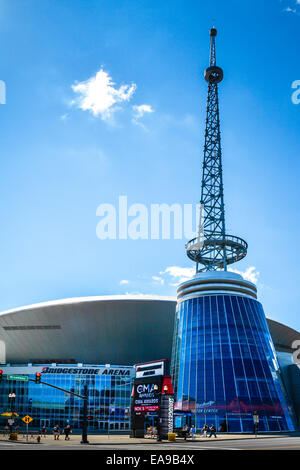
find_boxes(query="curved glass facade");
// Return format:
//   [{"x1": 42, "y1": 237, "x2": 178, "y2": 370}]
[{"x1": 171, "y1": 294, "x2": 295, "y2": 432}]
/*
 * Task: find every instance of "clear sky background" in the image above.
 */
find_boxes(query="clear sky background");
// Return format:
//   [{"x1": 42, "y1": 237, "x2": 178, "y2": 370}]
[{"x1": 0, "y1": 0, "x2": 299, "y2": 330}]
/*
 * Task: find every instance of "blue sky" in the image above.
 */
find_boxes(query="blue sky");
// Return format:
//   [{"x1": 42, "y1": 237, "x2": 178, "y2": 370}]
[{"x1": 0, "y1": 0, "x2": 299, "y2": 330}]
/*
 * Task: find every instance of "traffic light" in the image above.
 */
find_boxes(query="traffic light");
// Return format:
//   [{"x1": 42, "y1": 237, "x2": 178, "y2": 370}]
[
  {"x1": 0, "y1": 370, "x2": 2, "y2": 383},
  {"x1": 35, "y1": 372, "x2": 41, "y2": 384}
]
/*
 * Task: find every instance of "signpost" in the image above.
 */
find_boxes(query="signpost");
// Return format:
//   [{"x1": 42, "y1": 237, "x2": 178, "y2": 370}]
[
  {"x1": 22, "y1": 415, "x2": 33, "y2": 442},
  {"x1": 7, "y1": 375, "x2": 28, "y2": 382}
]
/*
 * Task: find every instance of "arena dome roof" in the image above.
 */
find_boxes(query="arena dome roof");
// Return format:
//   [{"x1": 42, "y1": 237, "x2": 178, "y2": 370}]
[{"x1": 0, "y1": 295, "x2": 298, "y2": 365}]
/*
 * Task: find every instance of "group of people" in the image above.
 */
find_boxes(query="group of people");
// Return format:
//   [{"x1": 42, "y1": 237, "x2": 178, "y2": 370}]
[
  {"x1": 145, "y1": 425, "x2": 158, "y2": 438},
  {"x1": 183, "y1": 424, "x2": 217, "y2": 439},
  {"x1": 40, "y1": 424, "x2": 72, "y2": 440},
  {"x1": 201, "y1": 424, "x2": 217, "y2": 438}
]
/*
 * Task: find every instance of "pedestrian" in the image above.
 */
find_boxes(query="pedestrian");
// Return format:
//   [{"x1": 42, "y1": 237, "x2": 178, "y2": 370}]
[
  {"x1": 190, "y1": 425, "x2": 196, "y2": 440},
  {"x1": 219, "y1": 420, "x2": 227, "y2": 433},
  {"x1": 201, "y1": 424, "x2": 209, "y2": 437},
  {"x1": 183, "y1": 424, "x2": 189, "y2": 440},
  {"x1": 53, "y1": 424, "x2": 60, "y2": 440},
  {"x1": 63, "y1": 424, "x2": 72, "y2": 440},
  {"x1": 208, "y1": 424, "x2": 217, "y2": 438},
  {"x1": 7, "y1": 418, "x2": 14, "y2": 433},
  {"x1": 41, "y1": 425, "x2": 47, "y2": 438}
]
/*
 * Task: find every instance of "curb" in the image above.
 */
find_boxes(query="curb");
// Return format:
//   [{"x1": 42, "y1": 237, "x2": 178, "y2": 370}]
[
  {"x1": 82, "y1": 435, "x2": 292, "y2": 446},
  {"x1": 0, "y1": 434, "x2": 292, "y2": 446}
]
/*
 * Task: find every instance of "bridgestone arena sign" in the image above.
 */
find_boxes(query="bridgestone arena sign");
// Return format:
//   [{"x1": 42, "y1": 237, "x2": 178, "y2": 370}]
[{"x1": 41, "y1": 367, "x2": 131, "y2": 376}]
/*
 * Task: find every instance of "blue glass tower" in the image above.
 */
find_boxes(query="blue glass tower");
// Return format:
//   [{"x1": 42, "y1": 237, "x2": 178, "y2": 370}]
[{"x1": 170, "y1": 29, "x2": 295, "y2": 432}]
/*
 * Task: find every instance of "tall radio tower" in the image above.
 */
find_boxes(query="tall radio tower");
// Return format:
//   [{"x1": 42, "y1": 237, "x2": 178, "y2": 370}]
[
  {"x1": 186, "y1": 27, "x2": 247, "y2": 273},
  {"x1": 171, "y1": 27, "x2": 295, "y2": 435}
]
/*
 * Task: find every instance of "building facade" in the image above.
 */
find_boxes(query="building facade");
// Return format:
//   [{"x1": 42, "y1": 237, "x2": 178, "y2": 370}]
[
  {"x1": 0, "y1": 364, "x2": 135, "y2": 432},
  {"x1": 0, "y1": 296, "x2": 299, "y2": 433},
  {"x1": 171, "y1": 272, "x2": 295, "y2": 432}
]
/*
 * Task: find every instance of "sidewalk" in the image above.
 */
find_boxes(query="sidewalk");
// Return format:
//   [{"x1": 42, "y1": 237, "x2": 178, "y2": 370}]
[{"x1": 0, "y1": 432, "x2": 289, "y2": 446}]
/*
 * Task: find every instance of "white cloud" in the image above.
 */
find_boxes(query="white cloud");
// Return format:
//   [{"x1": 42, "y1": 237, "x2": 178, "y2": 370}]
[
  {"x1": 152, "y1": 275, "x2": 164, "y2": 285},
  {"x1": 155, "y1": 265, "x2": 260, "y2": 287},
  {"x1": 228, "y1": 266, "x2": 260, "y2": 284},
  {"x1": 71, "y1": 68, "x2": 136, "y2": 121},
  {"x1": 132, "y1": 104, "x2": 154, "y2": 129},
  {"x1": 284, "y1": 6, "x2": 297, "y2": 12},
  {"x1": 132, "y1": 104, "x2": 154, "y2": 119},
  {"x1": 159, "y1": 266, "x2": 195, "y2": 286},
  {"x1": 120, "y1": 279, "x2": 129, "y2": 285}
]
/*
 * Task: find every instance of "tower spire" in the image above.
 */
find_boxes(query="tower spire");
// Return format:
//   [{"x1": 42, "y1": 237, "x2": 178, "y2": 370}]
[
  {"x1": 186, "y1": 27, "x2": 248, "y2": 272},
  {"x1": 209, "y1": 26, "x2": 217, "y2": 66}
]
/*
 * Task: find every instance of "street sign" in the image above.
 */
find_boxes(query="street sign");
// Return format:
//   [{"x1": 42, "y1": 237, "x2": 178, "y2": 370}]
[
  {"x1": 7, "y1": 374, "x2": 28, "y2": 382},
  {"x1": 22, "y1": 415, "x2": 33, "y2": 424}
]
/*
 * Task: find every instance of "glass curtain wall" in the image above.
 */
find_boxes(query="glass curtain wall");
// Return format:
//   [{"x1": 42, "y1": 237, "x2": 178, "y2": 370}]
[
  {"x1": 171, "y1": 295, "x2": 295, "y2": 432},
  {"x1": 0, "y1": 371, "x2": 133, "y2": 431}
]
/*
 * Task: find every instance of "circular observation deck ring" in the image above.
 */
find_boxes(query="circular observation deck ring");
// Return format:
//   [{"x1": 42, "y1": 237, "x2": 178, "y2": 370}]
[
  {"x1": 186, "y1": 234, "x2": 248, "y2": 269},
  {"x1": 205, "y1": 66, "x2": 224, "y2": 84}
]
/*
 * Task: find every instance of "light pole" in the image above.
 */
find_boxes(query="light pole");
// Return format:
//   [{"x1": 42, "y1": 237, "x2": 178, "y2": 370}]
[
  {"x1": 8, "y1": 392, "x2": 16, "y2": 415},
  {"x1": 81, "y1": 384, "x2": 89, "y2": 444},
  {"x1": 8, "y1": 392, "x2": 16, "y2": 435}
]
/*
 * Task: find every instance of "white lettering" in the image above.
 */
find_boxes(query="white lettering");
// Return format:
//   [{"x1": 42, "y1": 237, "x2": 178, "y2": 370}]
[
  {"x1": 96, "y1": 204, "x2": 116, "y2": 239},
  {"x1": 292, "y1": 80, "x2": 300, "y2": 104}
]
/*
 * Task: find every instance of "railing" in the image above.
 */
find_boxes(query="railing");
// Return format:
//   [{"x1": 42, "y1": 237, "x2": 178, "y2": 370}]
[
  {"x1": 0, "y1": 429, "x2": 40, "y2": 439},
  {"x1": 186, "y1": 234, "x2": 248, "y2": 251}
]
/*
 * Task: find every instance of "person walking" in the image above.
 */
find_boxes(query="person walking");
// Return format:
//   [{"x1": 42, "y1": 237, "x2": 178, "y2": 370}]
[
  {"x1": 63, "y1": 424, "x2": 72, "y2": 441},
  {"x1": 183, "y1": 424, "x2": 189, "y2": 440},
  {"x1": 41, "y1": 425, "x2": 47, "y2": 438},
  {"x1": 201, "y1": 424, "x2": 209, "y2": 437},
  {"x1": 190, "y1": 425, "x2": 196, "y2": 440},
  {"x1": 53, "y1": 424, "x2": 60, "y2": 440},
  {"x1": 208, "y1": 424, "x2": 217, "y2": 438}
]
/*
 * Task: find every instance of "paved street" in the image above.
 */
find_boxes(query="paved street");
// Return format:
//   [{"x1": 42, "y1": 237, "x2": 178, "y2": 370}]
[{"x1": 1, "y1": 436, "x2": 300, "y2": 450}]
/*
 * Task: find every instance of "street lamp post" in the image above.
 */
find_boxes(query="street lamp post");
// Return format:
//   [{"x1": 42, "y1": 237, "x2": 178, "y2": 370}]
[
  {"x1": 8, "y1": 392, "x2": 16, "y2": 414},
  {"x1": 8, "y1": 392, "x2": 16, "y2": 436},
  {"x1": 81, "y1": 384, "x2": 89, "y2": 444}
]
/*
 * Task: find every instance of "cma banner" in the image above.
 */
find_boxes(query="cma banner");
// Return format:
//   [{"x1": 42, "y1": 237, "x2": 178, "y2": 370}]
[
  {"x1": 133, "y1": 381, "x2": 160, "y2": 412},
  {"x1": 131, "y1": 375, "x2": 174, "y2": 439}
]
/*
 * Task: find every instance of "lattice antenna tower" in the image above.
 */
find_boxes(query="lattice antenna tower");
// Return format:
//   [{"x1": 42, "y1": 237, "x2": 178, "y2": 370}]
[{"x1": 186, "y1": 28, "x2": 247, "y2": 272}]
